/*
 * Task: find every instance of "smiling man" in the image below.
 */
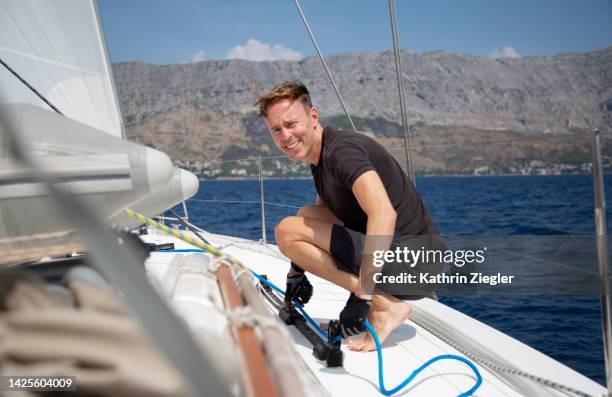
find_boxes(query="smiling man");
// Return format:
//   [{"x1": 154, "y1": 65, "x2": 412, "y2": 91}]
[{"x1": 256, "y1": 81, "x2": 440, "y2": 351}]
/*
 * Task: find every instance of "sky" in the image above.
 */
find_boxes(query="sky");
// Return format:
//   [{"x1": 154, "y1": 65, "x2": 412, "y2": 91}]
[{"x1": 98, "y1": 0, "x2": 612, "y2": 65}]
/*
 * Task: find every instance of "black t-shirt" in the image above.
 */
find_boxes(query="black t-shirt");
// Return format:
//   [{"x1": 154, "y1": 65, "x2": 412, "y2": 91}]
[{"x1": 311, "y1": 127, "x2": 438, "y2": 236}]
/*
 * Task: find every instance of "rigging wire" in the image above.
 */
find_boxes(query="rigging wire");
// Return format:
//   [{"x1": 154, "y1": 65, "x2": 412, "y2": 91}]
[
  {"x1": 188, "y1": 199, "x2": 301, "y2": 210},
  {"x1": 291, "y1": 0, "x2": 358, "y2": 134},
  {"x1": 388, "y1": 0, "x2": 416, "y2": 185},
  {"x1": 168, "y1": 207, "x2": 212, "y2": 246},
  {"x1": 264, "y1": 201, "x2": 301, "y2": 210},
  {"x1": 189, "y1": 198, "x2": 260, "y2": 205},
  {"x1": 0, "y1": 58, "x2": 64, "y2": 115}
]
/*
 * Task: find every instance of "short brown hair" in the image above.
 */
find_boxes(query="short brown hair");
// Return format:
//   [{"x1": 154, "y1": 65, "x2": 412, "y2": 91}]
[{"x1": 255, "y1": 81, "x2": 313, "y2": 117}]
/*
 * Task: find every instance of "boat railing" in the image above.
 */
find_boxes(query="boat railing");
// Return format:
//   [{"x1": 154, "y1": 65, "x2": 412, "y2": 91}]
[
  {"x1": 168, "y1": 129, "x2": 612, "y2": 393},
  {"x1": 178, "y1": 154, "x2": 304, "y2": 245}
]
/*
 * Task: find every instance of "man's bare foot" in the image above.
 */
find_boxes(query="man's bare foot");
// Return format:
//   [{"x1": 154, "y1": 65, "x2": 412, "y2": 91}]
[{"x1": 347, "y1": 294, "x2": 411, "y2": 352}]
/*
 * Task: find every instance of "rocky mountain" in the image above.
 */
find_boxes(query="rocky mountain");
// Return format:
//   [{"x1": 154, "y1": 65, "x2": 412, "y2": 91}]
[{"x1": 112, "y1": 46, "x2": 612, "y2": 175}]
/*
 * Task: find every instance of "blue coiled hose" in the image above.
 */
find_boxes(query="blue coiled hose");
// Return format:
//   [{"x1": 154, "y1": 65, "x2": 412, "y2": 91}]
[{"x1": 249, "y1": 269, "x2": 482, "y2": 396}]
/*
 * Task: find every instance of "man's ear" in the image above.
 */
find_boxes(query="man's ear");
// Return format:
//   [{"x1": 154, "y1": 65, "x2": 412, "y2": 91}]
[{"x1": 310, "y1": 106, "x2": 319, "y2": 124}]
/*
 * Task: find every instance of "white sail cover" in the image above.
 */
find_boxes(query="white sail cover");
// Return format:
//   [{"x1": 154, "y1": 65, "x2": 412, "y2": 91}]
[{"x1": 0, "y1": 0, "x2": 123, "y2": 137}]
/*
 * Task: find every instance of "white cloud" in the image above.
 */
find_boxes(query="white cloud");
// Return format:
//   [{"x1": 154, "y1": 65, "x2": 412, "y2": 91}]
[
  {"x1": 226, "y1": 38, "x2": 304, "y2": 61},
  {"x1": 489, "y1": 46, "x2": 520, "y2": 59},
  {"x1": 192, "y1": 49, "x2": 207, "y2": 62}
]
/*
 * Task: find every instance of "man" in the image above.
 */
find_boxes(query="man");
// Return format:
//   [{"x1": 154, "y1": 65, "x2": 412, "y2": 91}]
[{"x1": 256, "y1": 81, "x2": 440, "y2": 351}]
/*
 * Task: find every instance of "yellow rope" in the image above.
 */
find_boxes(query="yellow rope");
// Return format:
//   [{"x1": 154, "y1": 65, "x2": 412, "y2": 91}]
[{"x1": 123, "y1": 208, "x2": 248, "y2": 270}]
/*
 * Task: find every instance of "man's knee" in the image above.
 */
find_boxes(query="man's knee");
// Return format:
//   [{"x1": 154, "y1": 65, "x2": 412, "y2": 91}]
[{"x1": 274, "y1": 216, "x2": 301, "y2": 253}]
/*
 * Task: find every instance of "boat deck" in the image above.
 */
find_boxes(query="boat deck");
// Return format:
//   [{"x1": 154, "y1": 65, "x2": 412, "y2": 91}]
[{"x1": 142, "y1": 228, "x2": 605, "y2": 397}]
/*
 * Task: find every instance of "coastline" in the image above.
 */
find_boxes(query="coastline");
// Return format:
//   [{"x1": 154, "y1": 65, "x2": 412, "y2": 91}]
[{"x1": 199, "y1": 172, "x2": 607, "y2": 181}]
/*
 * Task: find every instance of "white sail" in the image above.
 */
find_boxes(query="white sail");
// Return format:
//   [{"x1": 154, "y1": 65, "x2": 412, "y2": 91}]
[
  {"x1": 0, "y1": 0, "x2": 123, "y2": 137},
  {"x1": 0, "y1": 0, "x2": 200, "y2": 263}
]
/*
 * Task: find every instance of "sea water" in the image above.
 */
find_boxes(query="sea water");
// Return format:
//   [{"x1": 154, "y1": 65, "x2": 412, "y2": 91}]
[{"x1": 185, "y1": 174, "x2": 610, "y2": 385}]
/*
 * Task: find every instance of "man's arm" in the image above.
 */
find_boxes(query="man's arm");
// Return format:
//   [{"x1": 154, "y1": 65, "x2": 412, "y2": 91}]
[
  {"x1": 352, "y1": 170, "x2": 397, "y2": 237},
  {"x1": 352, "y1": 170, "x2": 396, "y2": 294}
]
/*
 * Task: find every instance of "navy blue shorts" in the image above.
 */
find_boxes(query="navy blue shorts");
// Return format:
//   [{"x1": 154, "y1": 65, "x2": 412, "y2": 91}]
[{"x1": 329, "y1": 224, "x2": 439, "y2": 300}]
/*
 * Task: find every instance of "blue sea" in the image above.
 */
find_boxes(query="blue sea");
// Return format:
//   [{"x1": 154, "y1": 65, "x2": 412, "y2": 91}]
[{"x1": 185, "y1": 174, "x2": 610, "y2": 385}]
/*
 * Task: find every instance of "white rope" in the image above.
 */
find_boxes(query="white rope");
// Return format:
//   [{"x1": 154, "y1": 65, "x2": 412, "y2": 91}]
[
  {"x1": 208, "y1": 255, "x2": 230, "y2": 274},
  {"x1": 225, "y1": 306, "x2": 291, "y2": 339},
  {"x1": 232, "y1": 268, "x2": 249, "y2": 284}
]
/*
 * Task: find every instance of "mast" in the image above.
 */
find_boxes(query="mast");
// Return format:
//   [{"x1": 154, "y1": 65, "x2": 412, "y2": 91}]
[{"x1": 592, "y1": 128, "x2": 612, "y2": 394}]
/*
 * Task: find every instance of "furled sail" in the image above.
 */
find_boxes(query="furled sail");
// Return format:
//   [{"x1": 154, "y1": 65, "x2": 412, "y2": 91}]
[
  {"x1": 0, "y1": 0, "x2": 198, "y2": 264},
  {"x1": 0, "y1": 104, "x2": 175, "y2": 265}
]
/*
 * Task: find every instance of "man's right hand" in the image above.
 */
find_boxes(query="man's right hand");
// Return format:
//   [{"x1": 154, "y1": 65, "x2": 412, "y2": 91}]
[
  {"x1": 339, "y1": 293, "x2": 371, "y2": 338},
  {"x1": 285, "y1": 273, "x2": 313, "y2": 305}
]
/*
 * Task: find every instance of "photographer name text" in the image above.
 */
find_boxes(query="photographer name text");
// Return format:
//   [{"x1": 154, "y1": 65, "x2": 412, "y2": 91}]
[{"x1": 374, "y1": 272, "x2": 514, "y2": 286}]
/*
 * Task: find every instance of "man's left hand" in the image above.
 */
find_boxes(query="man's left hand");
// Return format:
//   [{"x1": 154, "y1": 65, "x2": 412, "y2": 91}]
[{"x1": 285, "y1": 273, "x2": 313, "y2": 305}]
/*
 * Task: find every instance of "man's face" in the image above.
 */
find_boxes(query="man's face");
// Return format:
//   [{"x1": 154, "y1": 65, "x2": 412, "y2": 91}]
[{"x1": 265, "y1": 99, "x2": 319, "y2": 163}]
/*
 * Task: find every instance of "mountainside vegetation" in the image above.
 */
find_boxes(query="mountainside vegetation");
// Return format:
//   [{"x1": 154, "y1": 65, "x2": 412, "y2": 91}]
[{"x1": 112, "y1": 46, "x2": 612, "y2": 177}]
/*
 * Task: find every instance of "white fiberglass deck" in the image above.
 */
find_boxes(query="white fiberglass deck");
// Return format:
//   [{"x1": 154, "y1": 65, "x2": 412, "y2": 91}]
[{"x1": 142, "y1": 228, "x2": 606, "y2": 397}]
